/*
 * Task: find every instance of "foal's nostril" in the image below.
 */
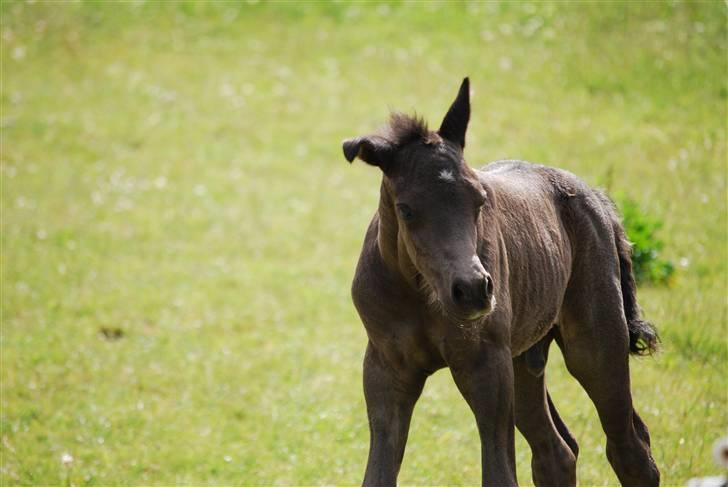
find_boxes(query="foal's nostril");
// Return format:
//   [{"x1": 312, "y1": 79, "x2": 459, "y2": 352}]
[
  {"x1": 452, "y1": 281, "x2": 466, "y2": 304},
  {"x1": 484, "y1": 274, "x2": 494, "y2": 298},
  {"x1": 452, "y1": 276, "x2": 490, "y2": 311}
]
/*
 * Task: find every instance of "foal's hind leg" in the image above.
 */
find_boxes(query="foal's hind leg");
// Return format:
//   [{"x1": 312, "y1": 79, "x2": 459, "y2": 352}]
[
  {"x1": 523, "y1": 330, "x2": 580, "y2": 459},
  {"x1": 559, "y1": 285, "x2": 659, "y2": 486},
  {"x1": 514, "y1": 350, "x2": 576, "y2": 487}
]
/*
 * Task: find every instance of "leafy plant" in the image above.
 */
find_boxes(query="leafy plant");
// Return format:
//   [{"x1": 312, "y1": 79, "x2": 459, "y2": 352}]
[{"x1": 617, "y1": 197, "x2": 675, "y2": 286}]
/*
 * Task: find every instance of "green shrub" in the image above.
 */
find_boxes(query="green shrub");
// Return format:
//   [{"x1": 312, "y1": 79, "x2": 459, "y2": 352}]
[{"x1": 617, "y1": 197, "x2": 675, "y2": 286}]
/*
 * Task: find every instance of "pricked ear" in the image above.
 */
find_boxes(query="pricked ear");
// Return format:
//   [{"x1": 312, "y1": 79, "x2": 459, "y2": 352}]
[
  {"x1": 438, "y1": 77, "x2": 470, "y2": 149},
  {"x1": 342, "y1": 135, "x2": 394, "y2": 170}
]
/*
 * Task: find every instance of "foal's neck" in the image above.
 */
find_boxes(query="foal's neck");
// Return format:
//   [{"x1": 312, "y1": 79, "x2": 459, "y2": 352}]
[{"x1": 376, "y1": 181, "x2": 419, "y2": 289}]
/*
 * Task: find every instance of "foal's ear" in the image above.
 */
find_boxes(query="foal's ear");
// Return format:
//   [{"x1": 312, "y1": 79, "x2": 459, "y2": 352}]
[
  {"x1": 438, "y1": 77, "x2": 470, "y2": 149},
  {"x1": 342, "y1": 135, "x2": 394, "y2": 170}
]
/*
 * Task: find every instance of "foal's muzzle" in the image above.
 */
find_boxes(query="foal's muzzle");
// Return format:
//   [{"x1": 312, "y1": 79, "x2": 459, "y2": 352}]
[{"x1": 451, "y1": 271, "x2": 495, "y2": 320}]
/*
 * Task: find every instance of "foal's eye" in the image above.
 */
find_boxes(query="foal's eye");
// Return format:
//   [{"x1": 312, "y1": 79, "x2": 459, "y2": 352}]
[{"x1": 396, "y1": 203, "x2": 415, "y2": 221}]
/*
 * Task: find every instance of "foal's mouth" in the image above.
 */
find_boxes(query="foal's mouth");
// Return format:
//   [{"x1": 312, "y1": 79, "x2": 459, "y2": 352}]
[{"x1": 451, "y1": 295, "x2": 496, "y2": 323}]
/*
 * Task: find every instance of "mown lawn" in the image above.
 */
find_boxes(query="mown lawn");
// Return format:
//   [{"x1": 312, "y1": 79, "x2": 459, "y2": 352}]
[{"x1": 1, "y1": 1, "x2": 725, "y2": 485}]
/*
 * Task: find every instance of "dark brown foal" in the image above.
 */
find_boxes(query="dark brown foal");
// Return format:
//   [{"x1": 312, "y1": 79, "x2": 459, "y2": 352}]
[{"x1": 343, "y1": 78, "x2": 659, "y2": 487}]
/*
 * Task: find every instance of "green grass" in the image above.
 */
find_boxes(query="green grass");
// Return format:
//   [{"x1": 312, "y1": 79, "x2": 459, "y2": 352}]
[{"x1": 1, "y1": 1, "x2": 726, "y2": 485}]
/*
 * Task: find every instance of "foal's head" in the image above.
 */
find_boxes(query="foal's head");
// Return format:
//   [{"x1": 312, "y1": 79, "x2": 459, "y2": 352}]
[{"x1": 343, "y1": 78, "x2": 495, "y2": 322}]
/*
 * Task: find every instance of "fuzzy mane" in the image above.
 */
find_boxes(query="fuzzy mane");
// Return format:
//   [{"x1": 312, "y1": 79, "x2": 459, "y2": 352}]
[{"x1": 381, "y1": 112, "x2": 439, "y2": 147}]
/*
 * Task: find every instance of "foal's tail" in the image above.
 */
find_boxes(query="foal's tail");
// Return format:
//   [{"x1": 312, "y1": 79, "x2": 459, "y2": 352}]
[{"x1": 614, "y1": 224, "x2": 660, "y2": 355}]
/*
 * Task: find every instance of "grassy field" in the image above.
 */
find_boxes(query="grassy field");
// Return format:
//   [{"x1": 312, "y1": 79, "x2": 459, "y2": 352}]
[{"x1": 1, "y1": 1, "x2": 726, "y2": 485}]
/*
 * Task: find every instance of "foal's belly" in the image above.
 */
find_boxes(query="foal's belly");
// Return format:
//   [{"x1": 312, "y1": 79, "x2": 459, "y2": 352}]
[
  {"x1": 501, "y1": 221, "x2": 572, "y2": 357},
  {"x1": 509, "y1": 296, "x2": 564, "y2": 357}
]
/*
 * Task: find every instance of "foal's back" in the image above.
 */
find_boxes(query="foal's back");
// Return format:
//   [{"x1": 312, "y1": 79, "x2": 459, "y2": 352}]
[{"x1": 479, "y1": 158, "x2": 618, "y2": 261}]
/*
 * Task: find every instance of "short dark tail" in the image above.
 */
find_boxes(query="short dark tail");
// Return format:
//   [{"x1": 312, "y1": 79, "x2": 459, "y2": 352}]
[{"x1": 615, "y1": 225, "x2": 660, "y2": 355}]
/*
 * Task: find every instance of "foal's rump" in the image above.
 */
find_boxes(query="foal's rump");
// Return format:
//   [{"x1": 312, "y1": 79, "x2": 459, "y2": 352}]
[{"x1": 557, "y1": 173, "x2": 659, "y2": 357}]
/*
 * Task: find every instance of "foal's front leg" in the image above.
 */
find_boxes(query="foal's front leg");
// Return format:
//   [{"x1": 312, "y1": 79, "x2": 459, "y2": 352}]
[
  {"x1": 449, "y1": 344, "x2": 517, "y2": 487},
  {"x1": 362, "y1": 342, "x2": 426, "y2": 487}
]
